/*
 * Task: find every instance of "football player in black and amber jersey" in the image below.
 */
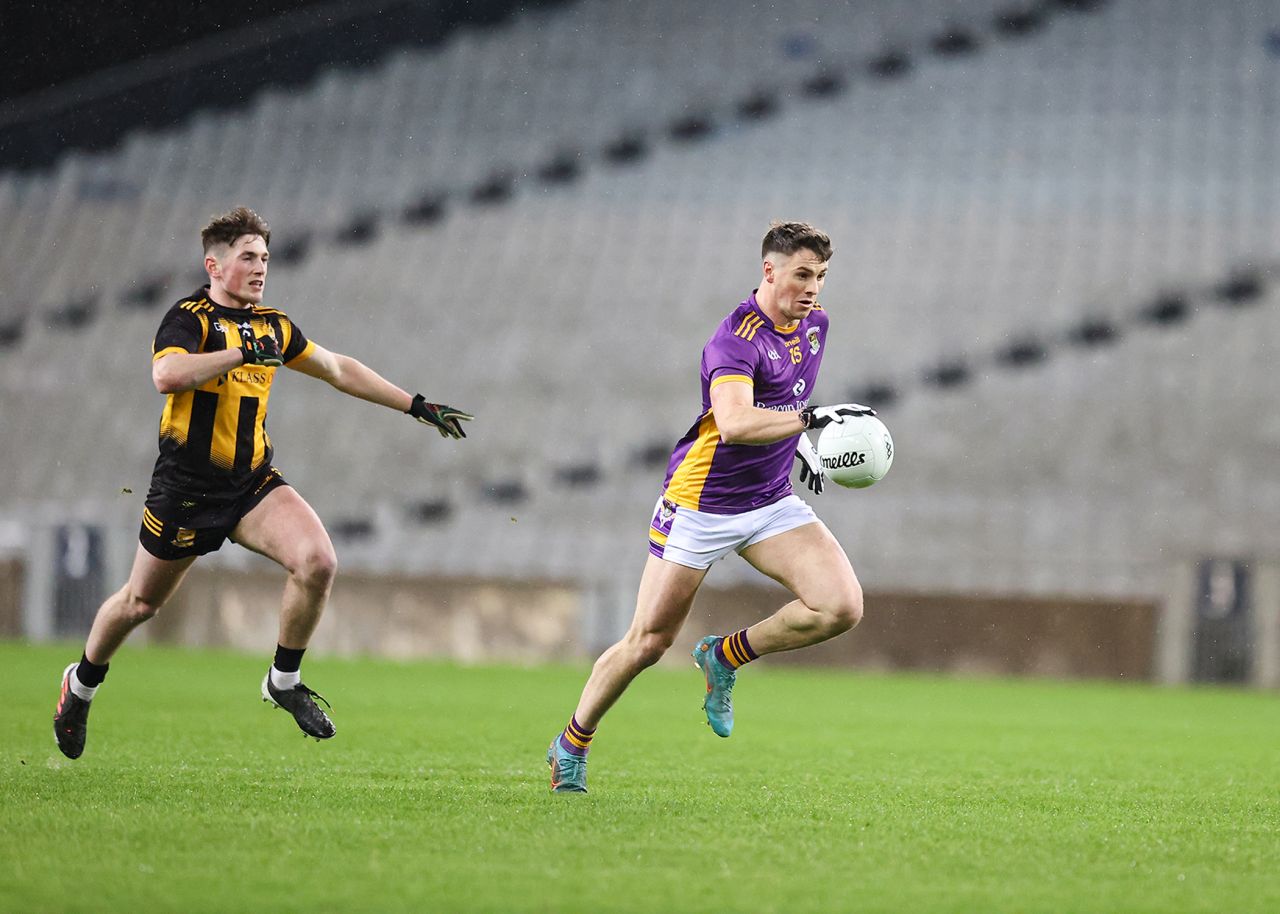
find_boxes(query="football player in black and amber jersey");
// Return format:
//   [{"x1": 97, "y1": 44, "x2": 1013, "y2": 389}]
[{"x1": 53, "y1": 206, "x2": 472, "y2": 758}]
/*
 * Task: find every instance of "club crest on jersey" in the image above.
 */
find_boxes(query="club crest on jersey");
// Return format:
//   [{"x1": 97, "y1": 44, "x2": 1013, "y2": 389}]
[{"x1": 807, "y1": 327, "x2": 821, "y2": 354}]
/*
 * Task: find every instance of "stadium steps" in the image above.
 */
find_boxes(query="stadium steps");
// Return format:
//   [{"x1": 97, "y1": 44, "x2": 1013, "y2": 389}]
[{"x1": 3, "y1": 0, "x2": 1279, "y2": 600}]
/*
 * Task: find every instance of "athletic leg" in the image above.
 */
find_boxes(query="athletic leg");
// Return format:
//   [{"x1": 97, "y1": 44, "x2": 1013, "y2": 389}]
[
  {"x1": 688, "y1": 521, "x2": 861, "y2": 740},
  {"x1": 230, "y1": 485, "x2": 337, "y2": 650},
  {"x1": 548, "y1": 555, "x2": 707, "y2": 791},
  {"x1": 738, "y1": 520, "x2": 863, "y2": 655},
  {"x1": 574, "y1": 555, "x2": 708, "y2": 728},
  {"x1": 54, "y1": 546, "x2": 195, "y2": 759},
  {"x1": 85, "y1": 545, "x2": 197, "y2": 663},
  {"x1": 230, "y1": 485, "x2": 338, "y2": 739}
]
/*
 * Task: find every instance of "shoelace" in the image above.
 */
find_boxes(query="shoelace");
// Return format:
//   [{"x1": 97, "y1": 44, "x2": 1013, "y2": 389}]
[
  {"x1": 556, "y1": 753, "x2": 587, "y2": 781},
  {"x1": 294, "y1": 684, "x2": 332, "y2": 710},
  {"x1": 709, "y1": 667, "x2": 735, "y2": 710},
  {"x1": 58, "y1": 705, "x2": 89, "y2": 730},
  {"x1": 57, "y1": 691, "x2": 90, "y2": 723}
]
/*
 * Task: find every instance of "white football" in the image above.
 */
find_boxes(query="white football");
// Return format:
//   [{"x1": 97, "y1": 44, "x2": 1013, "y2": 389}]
[{"x1": 816, "y1": 415, "x2": 894, "y2": 488}]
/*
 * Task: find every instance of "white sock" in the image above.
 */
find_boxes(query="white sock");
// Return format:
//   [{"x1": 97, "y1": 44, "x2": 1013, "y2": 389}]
[
  {"x1": 269, "y1": 666, "x2": 301, "y2": 690},
  {"x1": 70, "y1": 666, "x2": 99, "y2": 701}
]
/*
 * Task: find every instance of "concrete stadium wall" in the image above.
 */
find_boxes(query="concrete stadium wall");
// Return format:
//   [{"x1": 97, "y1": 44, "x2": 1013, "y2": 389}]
[
  {"x1": 686, "y1": 585, "x2": 1159, "y2": 681},
  {"x1": 150, "y1": 568, "x2": 584, "y2": 664},
  {"x1": 148, "y1": 568, "x2": 1158, "y2": 680},
  {"x1": 6, "y1": 522, "x2": 1275, "y2": 685},
  {"x1": 0, "y1": 558, "x2": 23, "y2": 637}
]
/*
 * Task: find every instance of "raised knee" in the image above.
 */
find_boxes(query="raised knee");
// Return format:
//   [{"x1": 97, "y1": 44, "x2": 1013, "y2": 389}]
[
  {"x1": 832, "y1": 598, "x2": 863, "y2": 633},
  {"x1": 825, "y1": 587, "x2": 864, "y2": 634},
  {"x1": 295, "y1": 546, "x2": 337, "y2": 590}
]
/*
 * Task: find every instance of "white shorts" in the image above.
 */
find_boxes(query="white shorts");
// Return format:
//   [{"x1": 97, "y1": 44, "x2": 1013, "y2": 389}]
[{"x1": 648, "y1": 494, "x2": 819, "y2": 570}]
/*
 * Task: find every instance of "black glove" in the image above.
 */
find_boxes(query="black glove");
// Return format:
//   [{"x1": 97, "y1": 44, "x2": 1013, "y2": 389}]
[
  {"x1": 239, "y1": 326, "x2": 283, "y2": 367},
  {"x1": 795, "y1": 434, "x2": 824, "y2": 495},
  {"x1": 800, "y1": 402, "x2": 875, "y2": 430},
  {"x1": 407, "y1": 393, "x2": 473, "y2": 439}
]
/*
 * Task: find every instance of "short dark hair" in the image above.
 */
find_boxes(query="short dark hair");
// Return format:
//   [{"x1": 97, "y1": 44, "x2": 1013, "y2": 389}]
[
  {"x1": 761, "y1": 221, "x2": 833, "y2": 262},
  {"x1": 201, "y1": 206, "x2": 271, "y2": 253}
]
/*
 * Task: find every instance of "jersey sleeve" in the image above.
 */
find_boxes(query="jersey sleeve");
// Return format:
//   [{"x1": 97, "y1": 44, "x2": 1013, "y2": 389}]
[
  {"x1": 704, "y1": 329, "x2": 760, "y2": 390},
  {"x1": 152, "y1": 307, "x2": 205, "y2": 361},
  {"x1": 278, "y1": 315, "x2": 315, "y2": 365}
]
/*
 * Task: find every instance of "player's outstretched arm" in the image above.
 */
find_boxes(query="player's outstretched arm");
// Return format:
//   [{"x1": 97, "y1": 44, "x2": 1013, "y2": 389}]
[
  {"x1": 405, "y1": 395, "x2": 472, "y2": 439},
  {"x1": 290, "y1": 344, "x2": 473, "y2": 439}
]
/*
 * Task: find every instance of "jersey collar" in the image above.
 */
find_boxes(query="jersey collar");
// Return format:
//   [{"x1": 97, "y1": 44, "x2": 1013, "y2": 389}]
[
  {"x1": 200, "y1": 284, "x2": 258, "y2": 316},
  {"x1": 748, "y1": 290, "x2": 801, "y2": 335}
]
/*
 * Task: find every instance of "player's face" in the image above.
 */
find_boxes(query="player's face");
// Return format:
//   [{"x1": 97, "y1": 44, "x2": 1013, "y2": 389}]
[
  {"x1": 208, "y1": 233, "x2": 269, "y2": 306},
  {"x1": 764, "y1": 248, "x2": 828, "y2": 324}
]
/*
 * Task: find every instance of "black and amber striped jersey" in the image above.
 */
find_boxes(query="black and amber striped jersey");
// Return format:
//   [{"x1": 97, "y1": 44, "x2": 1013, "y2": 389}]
[{"x1": 150, "y1": 287, "x2": 315, "y2": 496}]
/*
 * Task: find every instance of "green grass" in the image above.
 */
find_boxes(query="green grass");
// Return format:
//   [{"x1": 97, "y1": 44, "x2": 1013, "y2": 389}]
[{"x1": 2, "y1": 641, "x2": 1278, "y2": 913}]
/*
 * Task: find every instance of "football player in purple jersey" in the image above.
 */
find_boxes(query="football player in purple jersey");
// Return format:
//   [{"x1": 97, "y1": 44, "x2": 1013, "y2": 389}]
[{"x1": 548, "y1": 222, "x2": 874, "y2": 792}]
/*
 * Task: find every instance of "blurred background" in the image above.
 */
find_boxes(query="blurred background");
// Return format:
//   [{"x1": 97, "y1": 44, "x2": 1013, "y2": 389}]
[{"x1": 1, "y1": 0, "x2": 1277, "y2": 686}]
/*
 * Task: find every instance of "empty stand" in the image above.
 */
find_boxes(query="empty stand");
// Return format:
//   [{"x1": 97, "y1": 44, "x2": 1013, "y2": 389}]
[{"x1": 2, "y1": 0, "x2": 1278, "y2": 602}]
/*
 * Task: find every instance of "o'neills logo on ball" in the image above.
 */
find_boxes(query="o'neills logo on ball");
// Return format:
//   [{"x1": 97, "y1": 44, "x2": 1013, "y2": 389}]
[{"x1": 822, "y1": 451, "x2": 867, "y2": 470}]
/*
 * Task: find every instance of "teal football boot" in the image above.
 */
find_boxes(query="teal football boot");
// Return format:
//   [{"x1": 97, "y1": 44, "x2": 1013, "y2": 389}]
[
  {"x1": 693, "y1": 635, "x2": 736, "y2": 737},
  {"x1": 547, "y1": 739, "x2": 588, "y2": 793}
]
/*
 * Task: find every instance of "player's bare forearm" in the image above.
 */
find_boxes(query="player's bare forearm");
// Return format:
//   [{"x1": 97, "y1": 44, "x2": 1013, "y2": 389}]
[
  {"x1": 323, "y1": 353, "x2": 412, "y2": 411},
  {"x1": 714, "y1": 403, "x2": 806, "y2": 445},
  {"x1": 710, "y1": 380, "x2": 805, "y2": 445},
  {"x1": 152, "y1": 350, "x2": 244, "y2": 394}
]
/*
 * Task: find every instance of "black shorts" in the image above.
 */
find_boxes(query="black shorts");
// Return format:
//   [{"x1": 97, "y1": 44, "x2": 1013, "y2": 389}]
[{"x1": 139, "y1": 465, "x2": 289, "y2": 561}]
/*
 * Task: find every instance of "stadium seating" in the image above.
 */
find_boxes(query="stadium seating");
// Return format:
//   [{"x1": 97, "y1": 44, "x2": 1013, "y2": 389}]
[{"x1": 2, "y1": 0, "x2": 1278, "y2": 601}]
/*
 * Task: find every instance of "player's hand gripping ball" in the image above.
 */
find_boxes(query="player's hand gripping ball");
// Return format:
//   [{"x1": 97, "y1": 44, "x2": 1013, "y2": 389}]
[{"x1": 816, "y1": 413, "x2": 894, "y2": 488}]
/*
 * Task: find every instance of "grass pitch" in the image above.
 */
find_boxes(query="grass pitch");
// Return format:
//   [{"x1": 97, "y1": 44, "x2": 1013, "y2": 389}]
[{"x1": 2, "y1": 641, "x2": 1278, "y2": 913}]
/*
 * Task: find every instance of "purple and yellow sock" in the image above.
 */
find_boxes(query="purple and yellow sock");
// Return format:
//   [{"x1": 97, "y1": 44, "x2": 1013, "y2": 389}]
[
  {"x1": 714, "y1": 629, "x2": 758, "y2": 669},
  {"x1": 557, "y1": 716, "x2": 595, "y2": 758}
]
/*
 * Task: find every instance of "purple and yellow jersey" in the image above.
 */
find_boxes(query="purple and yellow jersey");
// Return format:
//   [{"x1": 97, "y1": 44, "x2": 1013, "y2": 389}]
[{"x1": 661, "y1": 292, "x2": 828, "y2": 515}]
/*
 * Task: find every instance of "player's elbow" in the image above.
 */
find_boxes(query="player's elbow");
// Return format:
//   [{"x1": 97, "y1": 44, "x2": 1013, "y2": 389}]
[
  {"x1": 321, "y1": 353, "x2": 352, "y2": 388},
  {"x1": 714, "y1": 411, "x2": 749, "y2": 445},
  {"x1": 152, "y1": 365, "x2": 182, "y2": 395}
]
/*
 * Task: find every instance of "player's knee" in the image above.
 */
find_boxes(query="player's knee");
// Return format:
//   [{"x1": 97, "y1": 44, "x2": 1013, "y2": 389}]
[
  {"x1": 294, "y1": 544, "x2": 337, "y2": 591},
  {"x1": 830, "y1": 598, "x2": 862, "y2": 634},
  {"x1": 628, "y1": 630, "x2": 674, "y2": 669},
  {"x1": 822, "y1": 583, "x2": 863, "y2": 635},
  {"x1": 120, "y1": 588, "x2": 163, "y2": 625}
]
